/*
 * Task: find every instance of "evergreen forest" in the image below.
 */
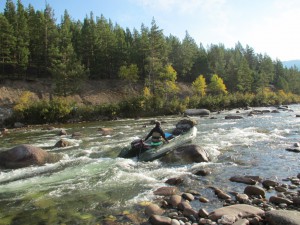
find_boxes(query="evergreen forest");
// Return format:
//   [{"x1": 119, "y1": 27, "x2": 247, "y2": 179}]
[{"x1": 1, "y1": 0, "x2": 300, "y2": 124}]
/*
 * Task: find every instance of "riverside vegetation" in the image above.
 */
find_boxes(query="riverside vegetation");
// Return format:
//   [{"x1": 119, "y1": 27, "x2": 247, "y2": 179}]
[{"x1": 1, "y1": 1, "x2": 300, "y2": 126}]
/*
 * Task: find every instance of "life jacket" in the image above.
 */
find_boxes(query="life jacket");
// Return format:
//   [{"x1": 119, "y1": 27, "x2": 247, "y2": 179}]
[{"x1": 151, "y1": 131, "x2": 162, "y2": 143}]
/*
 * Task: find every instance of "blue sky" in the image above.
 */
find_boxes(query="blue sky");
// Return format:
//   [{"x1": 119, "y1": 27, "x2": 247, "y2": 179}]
[{"x1": 1, "y1": 0, "x2": 300, "y2": 61}]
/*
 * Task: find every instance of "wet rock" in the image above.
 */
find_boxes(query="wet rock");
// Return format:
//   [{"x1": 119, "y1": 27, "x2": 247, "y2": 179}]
[
  {"x1": 165, "y1": 177, "x2": 184, "y2": 186},
  {"x1": 182, "y1": 193, "x2": 194, "y2": 201},
  {"x1": 225, "y1": 115, "x2": 244, "y2": 119},
  {"x1": 72, "y1": 132, "x2": 82, "y2": 138},
  {"x1": 193, "y1": 169, "x2": 212, "y2": 176},
  {"x1": 235, "y1": 194, "x2": 249, "y2": 203},
  {"x1": 183, "y1": 207, "x2": 198, "y2": 219},
  {"x1": 98, "y1": 127, "x2": 113, "y2": 135},
  {"x1": 217, "y1": 214, "x2": 236, "y2": 224},
  {"x1": 265, "y1": 210, "x2": 300, "y2": 225},
  {"x1": 0, "y1": 144, "x2": 62, "y2": 169},
  {"x1": 262, "y1": 179, "x2": 278, "y2": 189},
  {"x1": 184, "y1": 109, "x2": 210, "y2": 116},
  {"x1": 244, "y1": 186, "x2": 265, "y2": 198},
  {"x1": 230, "y1": 176, "x2": 257, "y2": 185},
  {"x1": 145, "y1": 203, "x2": 165, "y2": 217},
  {"x1": 177, "y1": 201, "x2": 192, "y2": 211},
  {"x1": 168, "y1": 195, "x2": 182, "y2": 208},
  {"x1": 163, "y1": 144, "x2": 209, "y2": 163},
  {"x1": 293, "y1": 197, "x2": 300, "y2": 206},
  {"x1": 14, "y1": 122, "x2": 24, "y2": 128},
  {"x1": 198, "y1": 208, "x2": 209, "y2": 218},
  {"x1": 208, "y1": 204, "x2": 264, "y2": 222},
  {"x1": 58, "y1": 129, "x2": 67, "y2": 135},
  {"x1": 294, "y1": 143, "x2": 300, "y2": 147},
  {"x1": 54, "y1": 139, "x2": 72, "y2": 148},
  {"x1": 269, "y1": 196, "x2": 293, "y2": 205},
  {"x1": 275, "y1": 186, "x2": 287, "y2": 192},
  {"x1": 199, "y1": 197, "x2": 210, "y2": 203},
  {"x1": 154, "y1": 187, "x2": 179, "y2": 196},
  {"x1": 149, "y1": 215, "x2": 172, "y2": 225},
  {"x1": 286, "y1": 148, "x2": 300, "y2": 153},
  {"x1": 232, "y1": 218, "x2": 249, "y2": 225}
]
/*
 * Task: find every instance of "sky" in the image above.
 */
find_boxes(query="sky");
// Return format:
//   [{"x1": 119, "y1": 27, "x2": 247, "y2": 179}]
[{"x1": 1, "y1": 0, "x2": 300, "y2": 61}]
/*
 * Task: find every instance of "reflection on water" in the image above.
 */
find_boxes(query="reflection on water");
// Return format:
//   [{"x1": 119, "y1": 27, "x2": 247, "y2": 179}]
[{"x1": 0, "y1": 105, "x2": 300, "y2": 224}]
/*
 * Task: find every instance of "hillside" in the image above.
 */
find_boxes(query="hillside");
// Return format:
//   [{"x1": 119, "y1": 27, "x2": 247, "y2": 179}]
[{"x1": 0, "y1": 79, "x2": 192, "y2": 107}]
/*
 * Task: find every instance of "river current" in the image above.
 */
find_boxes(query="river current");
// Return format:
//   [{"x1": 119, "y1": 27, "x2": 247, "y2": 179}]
[{"x1": 0, "y1": 105, "x2": 300, "y2": 224}]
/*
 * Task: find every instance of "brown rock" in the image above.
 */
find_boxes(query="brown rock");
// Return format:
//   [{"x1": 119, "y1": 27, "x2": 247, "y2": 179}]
[
  {"x1": 262, "y1": 179, "x2": 278, "y2": 189},
  {"x1": 183, "y1": 207, "x2": 198, "y2": 219},
  {"x1": 193, "y1": 169, "x2": 212, "y2": 176},
  {"x1": 236, "y1": 194, "x2": 249, "y2": 203},
  {"x1": 149, "y1": 215, "x2": 172, "y2": 225},
  {"x1": 208, "y1": 204, "x2": 264, "y2": 222},
  {"x1": 165, "y1": 177, "x2": 183, "y2": 185},
  {"x1": 177, "y1": 201, "x2": 192, "y2": 211},
  {"x1": 98, "y1": 127, "x2": 113, "y2": 135},
  {"x1": 269, "y1": 196, "x2": 293, "y2": 205},
  {"x1": 232, "y1": 218, "x2": 249, "y2": 225},
  {"x1": 168, "y1": 195, "x2": 182, "y2": 208},
  {"x1": 163, "y1": 144, "x2": 210, "y2": 163},
  {"x1": 58, "y1": 129, "x2": 67, "y2": 135},
  {"x1": 230, "y1": 176, "x2": 257, "y2": 185},
  {"x1": 199, "y1": 197, "x2": 210, "y2": 203},
  {"x1": 182, "y1": 193, "x2": 194, "y2": 201},
  {"x1": 153, "y1": 187, "x2": 178, "y2": 196},
  {"x1": 198, "y1": 208, "x2": 209, "y2": 218},
  {"x1": 54, "y1": 139, "x2": 72, "y2": 148},
  {"x1": 145, "y1": 203, "x2": 165, "y2": 217},
  {"x1": 244, "y1": 186, "x2": 265, "y2": 198},
  {"x1": 0, "y1": 144, "x2": 62, "y2": 169}
]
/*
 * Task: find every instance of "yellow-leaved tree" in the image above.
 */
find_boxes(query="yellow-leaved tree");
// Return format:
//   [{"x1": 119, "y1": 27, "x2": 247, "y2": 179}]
[
  {"x1": 208, "y1": 74, "x2": 228, "y2": 95},
  {"x1": 192, "y1": 75, "x2": 207, "y2": 97}
]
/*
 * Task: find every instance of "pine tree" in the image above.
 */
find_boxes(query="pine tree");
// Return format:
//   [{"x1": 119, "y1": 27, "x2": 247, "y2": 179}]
[
  {"x1": 51, "y1": 10, "x2": 86, "y2": 96},
  {"x1": 0, "y1": 14, "x2": 16, "y2": 75}
]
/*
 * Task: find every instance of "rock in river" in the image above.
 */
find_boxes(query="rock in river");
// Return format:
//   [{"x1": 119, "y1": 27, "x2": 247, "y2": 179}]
[{"x1": 0, "y1": 144, "x2": 62, "y2": 169}]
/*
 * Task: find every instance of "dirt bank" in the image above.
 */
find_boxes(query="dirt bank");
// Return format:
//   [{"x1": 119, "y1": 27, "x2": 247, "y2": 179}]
[{"x1": 0, "y1": 79, "x2": 139, "y2": 107}]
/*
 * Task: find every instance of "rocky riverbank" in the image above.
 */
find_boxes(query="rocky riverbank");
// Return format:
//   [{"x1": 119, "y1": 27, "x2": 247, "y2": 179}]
[
  {"x1": 139, "y1": 172, "x2": 300, "y2": 225},
  {"x1": 106, "y1": 171, "x2": 300, "y2": 225}
]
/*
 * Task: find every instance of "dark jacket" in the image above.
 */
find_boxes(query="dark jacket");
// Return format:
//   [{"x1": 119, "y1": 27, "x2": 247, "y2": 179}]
[{"x1": 144, "y1": 125, "x2": 168, "y2": 142}]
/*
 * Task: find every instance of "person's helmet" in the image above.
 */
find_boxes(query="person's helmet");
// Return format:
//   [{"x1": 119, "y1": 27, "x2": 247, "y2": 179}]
[{"x1": 155, "y1": 121, "x2": 161, "y2": 126}]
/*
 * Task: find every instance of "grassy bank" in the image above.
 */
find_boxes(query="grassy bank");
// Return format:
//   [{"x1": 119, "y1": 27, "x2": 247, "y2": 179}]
[{"x1": 4, "y1": 89, "x2": 300, "y2": 127}]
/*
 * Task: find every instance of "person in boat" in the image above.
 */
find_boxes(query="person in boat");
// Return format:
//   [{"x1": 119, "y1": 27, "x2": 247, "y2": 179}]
[{"x1": 144, "y1": 121, "x2": 169, "y2": 144}]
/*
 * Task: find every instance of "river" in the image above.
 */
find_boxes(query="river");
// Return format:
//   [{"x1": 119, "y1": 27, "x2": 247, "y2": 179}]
[{"x1": 0, "y1": 105, "x2": 299, "y2": 224}]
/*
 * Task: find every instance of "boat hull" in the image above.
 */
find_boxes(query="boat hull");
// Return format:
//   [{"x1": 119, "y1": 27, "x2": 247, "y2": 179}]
[{"x1": 118, "y1": 127, "x2": 197, "y2": 161}]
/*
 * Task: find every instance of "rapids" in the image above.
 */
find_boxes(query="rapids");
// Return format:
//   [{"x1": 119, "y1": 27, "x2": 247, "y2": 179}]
[{"x1": 0, "y1": 105, "x2": 299, "y2": 224}]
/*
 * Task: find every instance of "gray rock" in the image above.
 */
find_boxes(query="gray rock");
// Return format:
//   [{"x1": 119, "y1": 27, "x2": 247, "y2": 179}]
[
  {"x1": 265, "y1": 210, "x2": 300, "y2": 225},
  {"x1": 0, "y1": 144, "x2": 62, "y2": 169},
  {"x1": 184, "y1": 109, "x2": 210, "y2": 116},
  {"x1": 225, "y1": 115, "x2": 244, "y2": 119},
  {"x1": 162, "y1": 144, "x2": 210, "y2": 163}
]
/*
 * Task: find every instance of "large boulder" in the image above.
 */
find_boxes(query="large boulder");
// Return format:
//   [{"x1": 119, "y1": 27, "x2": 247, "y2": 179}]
[
  {"x1": 265, "y1": 210, "x2": 300, "y2": 225},
  {"x1": 184, "y1": 109, "x2": 210, "y2": 116},
  {"x1": 162, "y1": 144, "x2": 210, "y2": 163},
  {"x1": 208, "y1": 204, "x2": 264, "y2": 222},
  {"x1": 0, "y1": 144, "x2": 62, "y2": 169}
]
